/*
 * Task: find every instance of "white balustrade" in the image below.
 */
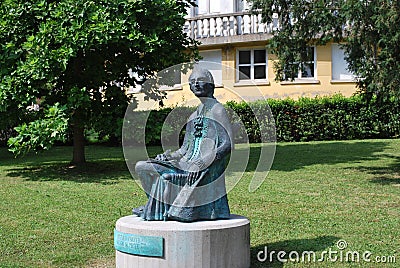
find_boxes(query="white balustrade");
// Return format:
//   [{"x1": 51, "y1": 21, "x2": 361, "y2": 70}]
[
  {"x1": 196, "y1": 19, "x2": 201, "y2": 38},
  {"x1": 243, "y1": 14, "x2": 251, "y2": 34},
  {"x1": 216, "y1": 17, "x2": 223, "y2": 36},
  {"x1": 222, "y1": 16, "x2": 229, "y2": 36},
  {"x1": 184, "y1": 21, "x2": 191, "y2": 37},
  {"x1": 239, "y1": 15, "x2": 244, "y2": 35},
  {"x1": 185, "y1": 12, "x2": 277, "y2": 39},
  {"x1": 209, "y1": 17, "x2": 216, "y2": 37},
  {"x1": 257, "y1": 14, "x2": 264, "y2": 33},
  {"x1": 203, "y1": 18, "x2": 209, "y2": 37},
  {"x1": 230, "y1": 16, "x2": 237, "y2": 36}
]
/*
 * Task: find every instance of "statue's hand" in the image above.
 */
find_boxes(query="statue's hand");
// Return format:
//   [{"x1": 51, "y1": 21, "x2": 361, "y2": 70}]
[
  {"x1": 187, "y1": 171, "x2": 201, "y2": 186},
  {"x1": 154, "y1": 153, "x2": 166, "y2": 161},
  {"x1": 155, "y1": 149, "x2": 172, "y2": 161},
  {"x1": 168, "y1": 150, "x2": 182, "y2": 160},
  {"x1": 192, "y1": 158, "x2": 206, "y2": 170},
  {"x1": 187, "y1": 169, "x2": 208, "y2": 186}
]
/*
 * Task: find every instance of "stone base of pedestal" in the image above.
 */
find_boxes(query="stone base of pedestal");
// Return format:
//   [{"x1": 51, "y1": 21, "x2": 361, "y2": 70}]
[{"x1": 115, "y1": 214, "x2": 250, "y2": 268}]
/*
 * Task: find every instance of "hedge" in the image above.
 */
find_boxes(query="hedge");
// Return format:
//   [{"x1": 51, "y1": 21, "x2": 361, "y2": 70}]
[
  {"x1": 123, "y1": 94, "x2": 400, "y2": 145},
  {"x1": 227, "y1": 94, "x2": 400, "y2": 142}
]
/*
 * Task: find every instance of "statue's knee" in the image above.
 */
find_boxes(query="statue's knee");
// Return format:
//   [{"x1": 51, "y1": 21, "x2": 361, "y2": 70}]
[{"x1": 135, "y1": 161, "x2": 147, "y2": 174}]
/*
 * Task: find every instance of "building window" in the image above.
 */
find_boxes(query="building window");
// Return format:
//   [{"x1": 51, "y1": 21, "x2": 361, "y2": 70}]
[
  {"x1": 283, "y1": 47, "x2": 316, "y2": 80},
  {"x1": 189, "y1": 1, "x2": 249, "y2": 18},
  {"x1": 331, "y1": 44, "x2": 356, "y2": 81},
  {"x1": 194, "y1": 0, "x2": 221, "y2": 15},
  {"x1": 199, "y1": 50, "x2": 223, "y2": 86},
  {"x1": 236, "y1": 0, "x2": 251, "y2": 12},
  {"x1": 237, "y1": 48, "x2": 267, "y2": 81}
]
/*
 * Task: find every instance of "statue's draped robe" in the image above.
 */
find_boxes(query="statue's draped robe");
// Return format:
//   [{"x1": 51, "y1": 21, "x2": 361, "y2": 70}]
[{"x1": 136, "y1": 102, "x2": 231, "y2": 222}]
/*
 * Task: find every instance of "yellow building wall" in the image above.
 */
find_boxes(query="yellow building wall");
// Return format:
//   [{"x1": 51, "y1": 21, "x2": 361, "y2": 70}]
[{"x1": 134, "y1": 42, "x2": 357, "y2": 110}]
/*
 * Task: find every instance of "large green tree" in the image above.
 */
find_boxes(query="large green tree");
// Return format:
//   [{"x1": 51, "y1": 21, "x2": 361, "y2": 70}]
[
  {"x1": 0, "y1": 0, "x2": 198, "y2": 164},
  {"x1": 251, "y1": 0, "x2": 400, "y2": 102}
]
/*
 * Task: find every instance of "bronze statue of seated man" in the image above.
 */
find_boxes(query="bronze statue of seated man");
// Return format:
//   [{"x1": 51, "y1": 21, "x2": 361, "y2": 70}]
[{"x1": 133, "y1": 67, "x2": 233, "y2": 222}]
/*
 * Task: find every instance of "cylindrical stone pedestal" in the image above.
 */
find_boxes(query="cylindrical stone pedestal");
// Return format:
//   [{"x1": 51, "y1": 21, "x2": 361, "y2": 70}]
[{"x1": 115, "y1": 214, "x2": 250, "y2": 268}]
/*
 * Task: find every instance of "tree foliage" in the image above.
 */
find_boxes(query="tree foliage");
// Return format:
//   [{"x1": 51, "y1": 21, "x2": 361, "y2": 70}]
[
  {"x1": 0, "y1": 0, "x2": 198, "y2": 163},
  {"x1": 251, "y1": 0, "x2": 400, "y2": 102},
  {"x1": 8, "y1": 103, "x2": 69, "y2": 156}
]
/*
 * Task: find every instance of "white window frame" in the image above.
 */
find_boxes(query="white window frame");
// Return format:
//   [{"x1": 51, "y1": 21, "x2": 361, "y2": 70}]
[
  {"x1": 282, "y1": 46, "x2": 317, "y2": 83},
  {"x1": 194, "y1": 0, "x2": 221, "y2": 16},
  {"x1": 236, "y1": 47, "x2": 268, "y2": 83}
]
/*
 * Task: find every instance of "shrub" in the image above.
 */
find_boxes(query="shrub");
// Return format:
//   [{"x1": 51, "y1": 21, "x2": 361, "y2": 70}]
[{"x1": 122, "y1": 94, "x2": 400, "y2": 145}]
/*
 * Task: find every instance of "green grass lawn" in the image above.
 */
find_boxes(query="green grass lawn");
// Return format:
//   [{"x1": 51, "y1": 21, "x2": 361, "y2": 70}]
[{"x1": 0, "y1": 140, "x2": 399, "y2": 267}]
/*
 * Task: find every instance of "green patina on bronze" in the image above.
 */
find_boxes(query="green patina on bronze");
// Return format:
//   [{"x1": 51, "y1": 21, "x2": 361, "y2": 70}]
[
  {"x1": 114, "y1": 229, "x2": 164, "y2": 257},
  {"x1": 133, "y1": 67, "x2": 232, "y2": 222}
]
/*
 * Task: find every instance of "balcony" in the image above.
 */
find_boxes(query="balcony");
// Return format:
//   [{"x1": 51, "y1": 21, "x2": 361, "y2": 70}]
[{"x1": 184, "y1": 12, "x2": 276, "y2": 46}]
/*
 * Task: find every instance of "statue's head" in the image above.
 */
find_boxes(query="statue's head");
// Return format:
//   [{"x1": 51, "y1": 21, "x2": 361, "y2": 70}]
[{"x1": 188, "y1": 67, "x2": 215, "y2": 98}]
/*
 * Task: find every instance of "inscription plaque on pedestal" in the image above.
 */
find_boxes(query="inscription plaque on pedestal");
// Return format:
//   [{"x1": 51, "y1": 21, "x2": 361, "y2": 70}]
[{"x1": 114, "y1": 229, "x2": 164, "y2": 257}]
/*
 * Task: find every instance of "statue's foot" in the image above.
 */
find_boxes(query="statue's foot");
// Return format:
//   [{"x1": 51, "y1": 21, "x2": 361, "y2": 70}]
[{"x1": 132, "y1": 205, "x2": 145, "y2": 216}]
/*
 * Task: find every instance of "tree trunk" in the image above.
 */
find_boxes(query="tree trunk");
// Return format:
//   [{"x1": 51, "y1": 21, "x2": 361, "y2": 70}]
[
  {"x1": 69, "y1": 52, "x2": 87, "y2": 165},
  {"x1": 72, "y1": 122, "x2": 86, "y2": 165}
]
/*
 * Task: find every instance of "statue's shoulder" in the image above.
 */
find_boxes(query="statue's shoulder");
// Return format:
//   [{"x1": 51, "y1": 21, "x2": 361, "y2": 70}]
[
  {"x1": 188, "y1": 110, "x2": 197, "y2": 120},
  {"x1": 211, "y1": 102, "x2": 228, "y2": 117}
]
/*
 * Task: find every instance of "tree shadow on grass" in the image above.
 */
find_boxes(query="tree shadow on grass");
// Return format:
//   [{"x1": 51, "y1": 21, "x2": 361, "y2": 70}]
[
  {"x1": 5, "y1": 160, "x2": 132, "y2": 184},
  {"x1": 250, "y1": 235, "x2": 339, "y2": 267},
  {"x1": 231, "y1": 141, "x2": 389, "y2": 172},
  {"x1": 0, "y1": 147, "x2": 13, "y2": 160},
  {"x1": 355, "y1": 154, "x2": 400, "y2": 186},
  {"x1": 370, "y1": 177, "x2": 400, "y2": 185},
  {"x1": 2, "y1": 141, "x2": 396, "y2": 184}
]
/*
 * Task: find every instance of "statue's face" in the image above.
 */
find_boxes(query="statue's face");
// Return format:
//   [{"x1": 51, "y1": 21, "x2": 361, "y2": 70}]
[{"x1": 189, "y1": 71, "x2": 214, "y2": 98}]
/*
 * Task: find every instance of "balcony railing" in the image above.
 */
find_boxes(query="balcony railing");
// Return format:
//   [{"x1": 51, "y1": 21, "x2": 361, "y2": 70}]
[{"x1": 184, "y1": 12, "x2": 278, "y2": 40}]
